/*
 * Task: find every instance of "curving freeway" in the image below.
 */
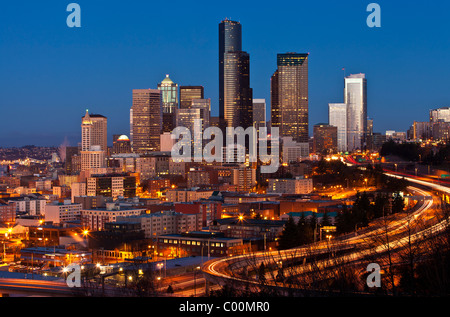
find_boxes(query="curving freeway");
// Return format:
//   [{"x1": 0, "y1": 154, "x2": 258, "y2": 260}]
[{"x1": 202, "y1": 173, "x2": 450, "y2": 293}]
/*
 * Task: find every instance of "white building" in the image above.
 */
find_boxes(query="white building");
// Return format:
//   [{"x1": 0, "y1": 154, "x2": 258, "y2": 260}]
[
  {"x1": 329, "y1": 103, "x2": 348, "y2": 152},
  {"x1": 345, "y1": 74, "x2": 367, "y2": 152},
  {"x1": 7, "y1": 196, "x2": 47, "y2": 216},
  {"x1": 45, "y1": 201, "x2": 82, "y2": 224},
  {"x1": 81, "y1": 146, "x2": 106, "y2": 172}
]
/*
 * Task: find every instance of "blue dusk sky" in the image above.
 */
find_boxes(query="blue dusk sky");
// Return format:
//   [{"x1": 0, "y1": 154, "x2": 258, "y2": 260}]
[{"x1": 1, "y1": 0, "x2": 450, "y2": 147}]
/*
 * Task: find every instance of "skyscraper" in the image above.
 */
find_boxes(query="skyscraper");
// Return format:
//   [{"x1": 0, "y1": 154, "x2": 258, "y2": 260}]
[
  {"x1": 328, "y1": 103, "x2": 347, "y2": 152},
  {"x1": 271, "y1": 53, "x2": 309, "y2": 143},
  {"x1": 158, "y1": 75, "x2": 178, "y2": 133},
  {"x1": 192, "y1": 98, "x2": 211, "y2": 130},
  {"x1": 158, "y1": 75, "x2": 178, "y2": 114},
  {"x1": 219, "y1": 19, "x2": 253, "y2": 129},
  {"x1": 81, "y1": 110, "x2": 108, "y2": 152},
  {"x1": 345, "y1": 74, "x2": 367, "y2": 151},
  {"x1": 180, "y1": 86, "x2": 204, "y2": 109},
  {"x1": 131, "y1": 89, "x2": 162, "y2": 154},
  {"x1": 253, "y1": 99, "x2": 266, "y2": 135}
]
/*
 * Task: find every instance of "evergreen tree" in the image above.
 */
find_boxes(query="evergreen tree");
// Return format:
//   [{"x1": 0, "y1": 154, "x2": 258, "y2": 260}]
[
  {"x1": 297, "y1": 213, "x2": 313, "y2": 245},
  {"x1": 321, "y1": 210, "x2": 332, "y2": 227},
  {"x1": 278, "y1": 216, "x2": 299, "y2": 250}
]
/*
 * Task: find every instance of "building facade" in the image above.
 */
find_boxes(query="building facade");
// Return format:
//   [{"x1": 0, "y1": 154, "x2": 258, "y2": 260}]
[
  {"x1": 345, "y1": 74, "x2": 367, "y2": 151},
  {"x1": 328, "y1": 103, "x2": 348, "y2": 152},
  {"x1": 179, "y1": 86, "x2": 204, "y2": 109},
  {"x1": 271, "y1": 53, "x2": 309, "y2": 143},
  {"x1": 131, "y1": 89, "x2": 162, "y2": 153}
]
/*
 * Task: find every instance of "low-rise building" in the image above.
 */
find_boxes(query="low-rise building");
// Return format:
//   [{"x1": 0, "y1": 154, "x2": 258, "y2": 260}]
[
  {"x1": 157, "y1": 231, "x2": 244, "y2": 258},
  {"x1": 117, "y1": 210, "x2": 203, "y2": 239},
  {"x1": 44, "y1": 200, "x2": 82, "y2": 224},
  {"x1": 267, "y1": 177, "x2": 313, "y2": 195},
  {"x1": 81, "y1": 203, "x2": 145, "y2": 231}
]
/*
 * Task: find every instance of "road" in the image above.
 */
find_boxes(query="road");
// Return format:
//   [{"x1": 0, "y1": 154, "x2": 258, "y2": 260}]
[
  {"x1": 0, "y1": 278, "x2": 72, "y2": 297},
  {"x1": 202, "y1": 174, "x2": 448, "y2": 293}
]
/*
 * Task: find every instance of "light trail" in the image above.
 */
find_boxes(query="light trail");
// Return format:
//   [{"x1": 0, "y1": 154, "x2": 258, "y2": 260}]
[{"x1": 202, "y1": 179, "x2": 445, "y2": 290}]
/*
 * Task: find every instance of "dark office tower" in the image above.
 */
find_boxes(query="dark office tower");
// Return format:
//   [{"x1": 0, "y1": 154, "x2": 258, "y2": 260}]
[
  {"x1": 131, "y1": 89, "x2": 162, "y2": 154},
  {"x1": 223, "y1": 51, "x2": 253, "y2": 128},
  {"x1": 270, "y1": 70, "x2": 280, "y2": 129},
  {"x1": 271, "y1": 53, "x2": 309, "y2": 143},
  {"x1": 64, "y1": 146, "x2": 79, "y2": 175},
  {"x1": 180, "y1": 86, "x2": 204, "y2": 109},
  {"x1": 219, "y1": 19, "x2": 252, "y2": 128},
  {"x1": 313, "y1": 124, "x2": 338, "y2": 155}
]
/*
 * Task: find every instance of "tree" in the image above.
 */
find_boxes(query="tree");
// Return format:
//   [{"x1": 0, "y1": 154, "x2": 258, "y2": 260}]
[
  {"x1": 392, "y1": 192, "x2": 405, "y2": 214},
  {"x1": 321, "y1": 211, "x2": 332, "y2": 227},
  {"x1": 258, "y1": 263, "x2": 267, "y2": 285},
  {"x1": 278, "y1": 217, "x2": 299, "y2": 250}
]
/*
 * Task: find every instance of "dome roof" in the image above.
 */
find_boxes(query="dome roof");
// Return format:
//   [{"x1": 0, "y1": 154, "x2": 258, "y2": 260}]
[
  {"x1": 161, "y1": 74, "x2": 173, "y2": 84},
  {"x1": 117, "y1": 135, "x2": 130, "y2": 141}
]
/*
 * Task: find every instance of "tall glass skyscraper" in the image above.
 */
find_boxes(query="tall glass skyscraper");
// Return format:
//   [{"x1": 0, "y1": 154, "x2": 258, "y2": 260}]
[
  {"x1": 158, "y1": 74, "x2": 178, "y2": 114},
  {"x1": 158, "y1": 75, "x2": 178, "y2": 132},
  {"x1": 219, "y1": 19, "x2": 252, "y2": 129},
  {"x1": 271, "y1": 53, "x2": 309, "y2": 143},
  {"x1": 345, "y1": 74, "x2": 367, "y2": 151}
]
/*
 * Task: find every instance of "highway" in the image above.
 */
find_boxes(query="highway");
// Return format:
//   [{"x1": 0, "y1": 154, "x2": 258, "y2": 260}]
[
  {"x1": 0, "y1": 278, "x2": 73, "y2": 297},
  {"x1": 202, "y1": 172, "x2": 449, "y2": 293}
]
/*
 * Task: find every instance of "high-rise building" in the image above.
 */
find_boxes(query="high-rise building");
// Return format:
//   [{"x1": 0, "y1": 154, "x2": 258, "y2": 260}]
[
  {"x1": 411, "y1": 121, "x2": 432, "y2": 140},
  {"x1": 180, "y1": 86, "x2": 204, "y2": 109},
  {"x1": 158, "y1": 75, "x2": 178, "y2": 133},
  {"x1": 81, "y1": 145, "x2": 106, "y2": 172},
  {"x1": 192, "y1": 98, "x2": 211, "y2": 130},
  {"x1": 131, "y1": 89, "x2": 162, "y2": 154},
  {"x1": 64, "y1": 146, "x2": 79, "y2": 175},
  {"x1": 158, "y1": 75, "x2": 178, "y2": 114},
  {"x1": 271, "y1": 53, "x2": 309, "y2": 143},
  {"x1": 219, "y1": 19, "x2": 253, "y2": 129},
  {"x1": 219, "y1": 19, "x2": 242, "y2": 119},
  {"x1": 345, "y1": 74, "x2": 367, "y2": 151},
  {"x1": 430, "y1": 107, "x2": 450, "y2": 123},
  {"x1": 328, "y1": 103, "x2": 347, "y2": 152},
  {"x1": 313, "y1": 124, "x2": 338, "y2": 154},
  {"x1": 176, "y1": 108, "x2": 202, "y2": 134},
  {"x1": 112, "y1": 135, "x2": 132, "y2": 154},
  {"x1": 81, "y1": 110, "x2": 107, "y2": 152},
  {"x1": 253, "y1": 99, "x2": 266, "y2": 135}
]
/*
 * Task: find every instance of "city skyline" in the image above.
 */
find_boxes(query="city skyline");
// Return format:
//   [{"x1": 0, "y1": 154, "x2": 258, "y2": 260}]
[
  {"x1": 2, "y1": 1, "x2": 450, "y2": 147},
  {"x1": 3, "y1": 1, "x2": 450, "y2": 301}
]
